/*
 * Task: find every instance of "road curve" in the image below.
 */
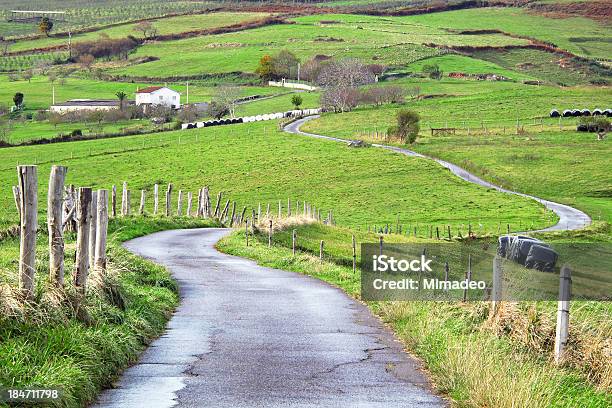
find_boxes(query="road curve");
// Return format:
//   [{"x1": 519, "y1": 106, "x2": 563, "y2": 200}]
[
  {"x1": 93, "y1": 228, "x2": 446, "y2": 408},
  {"x1": 284, "y1": 116, "x2": 591, "y2": 232}
]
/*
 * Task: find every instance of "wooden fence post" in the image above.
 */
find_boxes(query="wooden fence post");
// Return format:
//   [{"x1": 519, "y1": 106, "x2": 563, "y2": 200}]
[
  {"x1": 379, "y1": 235, "x2": 383, "y2": 256},
  {"x1": 287, "y1": 198, "x2": 291, "y2": 217},
  {"x1": 278, "y1": 200, "x2": 282, "y2": 218},
  {"x1": 491, "y1": 255, "x2": 503, "y2": 314},
  {"x1": 266, "y1": 203, "x2": 270, "y2": 218},
  {"x1": 48, "y1": 165, "x2": 67, "y2": 286},
  {"x1": 239, "y1": 206, "x2": 247, "y2": 225},
  {"x1": 436, "y1": 226, "x2": 440, "y2": 240},
  {"x1": 177, "y1": 190, "x2": 183, "y2": 216},
  {"x1": 187, "y1": 192, "x2": 193, "y2": 217},
  {"x1": 447, "y1": 225, "x2": 451, "y2": 240},
  {"x1": 197, "y1": 188, "x2": 203, "y2": 217},
  {"x1": 88, "y1": 191, "x2": 98, "y2": 269},
  {"x1": 165, "y1": 183, "x2": 173, "y2": 216},
  {"x1": 95, "y1": 190, "x2": 108, "y2": 271},
  {"x1": 139, "y1": 190, "x2": 145, "y2": 214},
  {"x1": 153, "y1": 184, "x2": 159, "y2": 215},
  {"x1": 213, "y1": 192, "x2": 222, "y2": 218},
  {"x1": 268, "y1": 219, "x2": 273, "y2": 247},
  {"x1": 220, "y1": 200, "x2": 230, "y2": 222},
  {"x1": 444, "y1": 262, "x2": 449, "y2": 290},
  {"x1": 352, "y1": 235, "x2": 357, "y2": 273},
  {"x1": 258, "y1": 203, "x2": 261, "y2": 221},
  {"x1": 555, "y1": 265, "x2": 571, "y2": 364},
  {"x1": 463, "y1": 254, "x2": 472, "y2": 302},
  {"x1": 204, "y1": 187, "x2": 211, "y2": 218},
  {"x1": 12, "y1": 185, "x2": 21, "y2": 220},
  {"x1": 229, "y1": 202, "x2": 236, "y2": 227},
  {"x1": 111, "y1": 185, "x2": 116, "y2": 217},
  {"x1": 245, "y1": 218, "x2": 249, "y2": 246},
  {"x1": 121, "y1": 182, "x2": 127, "y2": 216},
  {"x1": 74, "y1": 187, "x2": 92, "y2": 293},
  {"x1": 18, "y1": 165, "x2": 37, "y2": 299},
  {"x1": 292, "y1": 229, "x2": 297, "y2": 255},
  {"x1": 320, "y1": 240, "x2": 324, "y2": 261}
]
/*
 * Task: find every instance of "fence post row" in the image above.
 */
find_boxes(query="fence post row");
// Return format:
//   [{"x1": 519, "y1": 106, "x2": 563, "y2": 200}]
[
  {"x1": 48, "y1": 165, "x2": 67, "y2": 286},
  {"x1": 74, "y1": 187, "x2": 92, "y2": 293},
  {"x1": 94, "y1": 190, "x2": 109, "y2": 271},
  {"x1": 18, "y1": 165, "x2": 37, "y2": 299}
]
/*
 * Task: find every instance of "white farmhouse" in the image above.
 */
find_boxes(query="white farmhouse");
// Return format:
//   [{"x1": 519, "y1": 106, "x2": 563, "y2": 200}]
[{"x1": 135, "y1": 86, "x2": 180, "y2": 109}]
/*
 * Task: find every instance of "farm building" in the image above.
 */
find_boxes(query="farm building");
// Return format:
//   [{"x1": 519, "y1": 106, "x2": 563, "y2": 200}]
[
  {"x1": 135, "y1": 86, "x2": 180, "y2": 109},
  {"x1": 50, "y1": 99, "x2": 133, "y2": 113}
]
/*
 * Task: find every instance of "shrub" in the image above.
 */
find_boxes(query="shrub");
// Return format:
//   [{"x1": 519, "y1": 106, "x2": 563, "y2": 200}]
[
  {"x1": 70, "y1": 129, "x2": 82, "y2": 137},
  {"x1": 390, "y1": 110, "x2": 420, "y2": 144},
  {"x1": 422, "y1": 64, "x2": 443, "y2": 80},
  {"x1": 578, "y1": 116, "x2": 610, "y2": 132},
  {"x1": 291, "y1": 95, "x2": 303, "y2": 109}
]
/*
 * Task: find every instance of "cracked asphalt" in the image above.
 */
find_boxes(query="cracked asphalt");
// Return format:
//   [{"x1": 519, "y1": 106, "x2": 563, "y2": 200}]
[{"x1": 92, "y1": 228, "x2": 446, "y2": 408}]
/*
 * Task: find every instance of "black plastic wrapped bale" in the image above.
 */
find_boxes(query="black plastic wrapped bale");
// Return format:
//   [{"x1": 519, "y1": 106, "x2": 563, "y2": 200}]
[
  {"x1": 549, "y1": 109, "x2": 560, "y2": 118},
  {"x1": 604, "y1": 109, "x2": 612, "y2": 118},
  {"x1": 516, "y1": 239, "x2": 548, "y2": 265},
  {"x1": 572, "y1": 109, "x2": 582, "y2": 117},
  {"x1": 562, "y1": 110, "x2": 573, "y2": 117},
  {"x1": 577, "y1": 124, "x2": 589, "y2": 132},
  {"x1": 593, "y1": 109, "x2": 603, "y2": 116},
  {"x1": 581, "y1": 109, "x2": 591, "y2": 116},
  {"x1": 508, "y1": 237, "x2": 540, "y2": 263},
  {"x1": 497, "y1": 236, "x2": 511, "y2": 257},
  {"x1": 187, "y1": 123, "x2": 196, "y2": 129},
  {"x1": 237, "y1": 118, "x2": 244, "y2": 123},
  {"x1": 525, "y1": 244, "x2": 558, "y2": 272},
  {"x1": 203, "y1": 121, "x2": 211, "y2": 127}
]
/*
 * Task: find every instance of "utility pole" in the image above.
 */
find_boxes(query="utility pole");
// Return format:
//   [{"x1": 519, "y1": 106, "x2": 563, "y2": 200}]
[
  {"x1": 186, "y1": 81, "x2": 189, "y2": 104},
  {"x1": 297, "y1": 63, "x2": 300, "y2": 82},
  {"x1": 68, "y1": 31, "x2": 72, "y2": 59},
  {"x1": 52, "y1": 85, "x2": 55, "y2": 105}
]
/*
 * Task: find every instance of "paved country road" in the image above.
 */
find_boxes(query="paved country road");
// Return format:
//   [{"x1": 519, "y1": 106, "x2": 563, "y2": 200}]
[
  {"x1": 93, "y1": 228, "x2": 446, "y2": 408},
  {"x1": 284, "y1": 116, "x2": 591, "y2": 233}
]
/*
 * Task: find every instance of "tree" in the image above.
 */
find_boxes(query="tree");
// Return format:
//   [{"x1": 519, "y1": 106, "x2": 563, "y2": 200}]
[
  {"x1": 115, "y1": 91, "x2": 127, "y2": 111},
  {"x1": 317, "y1": 58, "x2": 375, "y2": 113},
  {"x1": 0, "y1": 37, "x2": 13, "y2": 56},
  {"x1": 208, "y1": 101, "x2": 229, "y2": 119},
  {"x1": 48, "y1": 71, "x2": 57, "y2": 83},
  {"x1": 133, "y1": 21, "x2": 156, "y2": 39},
  {"x1": 422, "y1": 64, "x2": 443, "y2": 80},
  {"x1": 39, "y1": 17, "x2": 54, "y2": 37},
  {"x1": 300, "y1": 58, "x2": 323, "y2": 82},
  {"x1": 0, "y1": 116, "x2": 13, "y2": 143},
  {"x1": 178, "y1": 105, "x2": 198, "y2": 123},
  {"x1": 212, "y1": 85, "x2": 241, "y2": 118},
  {"x1": 273, "y1": 49, "x2": 299, "y2": 79},
  {"x1": 291, "y1": 94, "x2": 303, "y2": 110},
  {"x1": 255, "y1": 55, "x2": 275, "y2": 82},
  {"x1": 388, "y1": 110, "x2": 420, "y2": 144},
  {"x1": 13, "y1": 92, "x2": 24, "y2": 108},
  {"x1": 21, "y1": 70, "x2": 33, "y2": 83},
  {"x1": 78, "y1": 54, "x2": 95, "y2": 70}
]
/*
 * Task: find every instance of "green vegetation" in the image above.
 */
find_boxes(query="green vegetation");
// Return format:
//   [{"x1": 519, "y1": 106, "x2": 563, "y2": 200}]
[
  {"x1": 218, "y1": 224, "x2": 612, "y2": 407},
  {"x1": 0, "y1": 217, "x2": 217, "y2": 407},
  {"x1": 0, "y1": 122, "x2": 550, "y2": 232}
]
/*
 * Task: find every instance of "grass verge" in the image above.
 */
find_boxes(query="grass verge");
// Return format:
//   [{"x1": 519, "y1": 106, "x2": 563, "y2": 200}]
[
  {"x1": 217, "y1": 223, "x2": 611, "y2": 407},
  {"x1": 0, "y1": 216, "x2": 218, "y2": 407}
]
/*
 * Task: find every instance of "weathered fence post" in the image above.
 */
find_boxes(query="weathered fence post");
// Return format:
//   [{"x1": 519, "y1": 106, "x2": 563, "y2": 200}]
[
  {"x1": 379, "y1": 235, "x2": 383, "y2": 256},
  {"x1": 213, "y1": 192, "x2": 222, "y2": 218},
  {"x1": 447, "y1": 225, "x2": 451, "y2": 240},
  {"x1": 74, "y1": 187, "x2": 92, "y2": 293},
  {"x1": 320, "y1": 240, "x2": 324, "y2": 261},
  {"x1": 48, "y1": 165, "x2": 67, "y2": 286},
  {"x1": 197, "y1": 189, "x2": 203, "y2": 217},
  {"x1": 245, "y1": 218, "x2": 249, "y2": 246},
  {"x1": 121, "y1": 182, "x2": 127, "y2": 216},
  {"x1": 292, "y1": 229, "x2": 297, "y2": 255},
  {"x1": 463, "y1": 254, "x2": 472, "y2": 302},
  {"x1": 18, "y1": 165, "x2": 37, "y2": 298},
  {"x1": 203, "y1": 187, "x2": 211, "y2": 218},
  {"x1": 177, "y1": 190, "x2": 183, "y2": 216},
  {"x1": 444, "y1": 262, "x2": 449, "y2": 291},
  {"x1": 187, "y1": 192, "x2": 193, "y2": 217},
  {"x1": 220, "y1": 200, "x2": 230, "y2": 222},
  {"x1": 555, "y1": 265, "x2": 571, "y2": 364},
  {"x1": 352, "y1": 235, "x2": 357, "y2": 273},
  {"x1": 287, "y1": 198, "x2": 291, "y2": 217},
  {"x1": 95, "y1": 190, "x2": 108, "y2": 271},
  {"x1": 12, "y1": 185, "x2": 21, "y2": 220},
  {"x1": 491, "y1": 255, "x2": 503, "y2": 314},
  {"x1": 278, "y1": 200, "x2": 282, "y2": 218},
  {"x1": 165, "y1": 183, "x2": 173, "y2": 216},
  {"x1": 266, "y1": 203, "x2": 270, "y2": 218},
  {"x1": 139, "y1": 190, "x2": 145, "y2": 214},
  {"x1": 111, "y1": 185, "x2": 117, "y2": 217},
  {"x1": 229, "y1": 202, "x2": 237, "y2": 227},
  {"x1": 153, "y1": 184, "x2": 159, "y2": 215},
  {"x1": 88, "y1": 191, "x2": 98, "y2": 269},
  {"x1": 268, "y1": 219, "x2": 273, "y2": 247},
  {"x1": 239, "y1": 206, "x2": 247, "y2": 225}
]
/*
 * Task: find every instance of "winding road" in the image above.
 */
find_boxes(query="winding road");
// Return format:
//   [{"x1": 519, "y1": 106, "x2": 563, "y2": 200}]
[
  {"x1": 93, "y1": 228, "x2": 446, "y2": 408},
  {"x1": 283, "y1": 116, "x2": 591, "y2": 233}
]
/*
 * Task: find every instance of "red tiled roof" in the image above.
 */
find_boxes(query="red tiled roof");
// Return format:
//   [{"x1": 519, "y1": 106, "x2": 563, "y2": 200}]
[{"x1": 136, "y1": 86, "x2": 164, "y2": 94}]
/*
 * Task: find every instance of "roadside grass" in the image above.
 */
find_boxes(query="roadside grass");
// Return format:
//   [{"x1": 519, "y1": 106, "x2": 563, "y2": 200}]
[
  {"x1": 217, "y1": 224, "x2": 612, "y2": 407},
  {"x1": 0, "y1": 121, "x2": 551, "y2": 232},
  {"x1": 8, "y1": 12, "x2": 271, "y2": 53},
  {"x1": 0, "y1": 216, "x2": 218, "y2": 407}
]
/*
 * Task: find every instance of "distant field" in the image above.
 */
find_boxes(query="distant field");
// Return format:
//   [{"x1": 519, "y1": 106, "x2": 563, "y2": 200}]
[
  {"x1": 234, "y1": 91, "x2": 320, "y2": 117},
  {"x1": 109, "y1": 13, "x2": 529, "y2": 78},
  {"x1": 8, "y1": 12, "x2": 271, "y2": 53},
  {"x1": 0, "y1": 121, "x2": 549, "y2": 231},
  {"x1": 403, "y1": 7, "x2": 611, "y2": 59},
  {"x1": 0, "y1": 75, "x2": 281, "y2": 111}
]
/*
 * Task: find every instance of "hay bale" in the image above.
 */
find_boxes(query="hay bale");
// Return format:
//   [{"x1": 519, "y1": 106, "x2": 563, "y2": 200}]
[
  {"x1": 593, "y1": 109, "x2": 603, "y2": 116},
  {"x1": 572, "y1": 109, "x2": 583, "y2": 117},
  {"x1": 563, "y1": 109, "x2": 573, "y2": 117},
  {"x1": 525, "y1": 244, "x2": 558, "y2": 272},
  {"x1": 581, "y1": 109, "x2": 592, "y2": 116},
  {"x1": 549, "y1": 109, "x2": 560, "y2": 118}
]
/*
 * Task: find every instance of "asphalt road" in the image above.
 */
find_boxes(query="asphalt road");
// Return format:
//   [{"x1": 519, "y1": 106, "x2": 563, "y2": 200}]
[
  {"x1": 92, "y1": 228, "x2": 446, "y2": 408},
  {"x1": 283, "y1": 116, "x2": 591, "y2": 232}
]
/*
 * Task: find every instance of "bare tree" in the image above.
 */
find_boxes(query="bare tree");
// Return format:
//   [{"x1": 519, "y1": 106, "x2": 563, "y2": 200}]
[
  {"x1": 213, "y1": 86, "x2": 241, "y2": 118},
  {"x1": 133, "y1": 21, "x2": 155, "y2": 39},
  {"x1": 178, "y1": 105, "x2": 198, "y2": 123},
  {"x1": 0, "y1": 37, "x2": 13, "y2": 56},
  {"x1": 317, "y1": 58, "x2": 375, "y2": 113},
  {"x1": 78, "y1": 54, "x2": 95, "y2": 71},
  {"x1": 0, "y1": 116, "x2": 13, "y2": 143}
]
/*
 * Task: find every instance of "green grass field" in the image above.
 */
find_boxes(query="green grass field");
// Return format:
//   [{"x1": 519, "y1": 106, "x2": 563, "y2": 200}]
[
  {"x1": 7, "y1": 12, "x2": 271, "y2": 53},
  {"x1": 0, "y1": 121, "x2": 550, "y2": 232}
]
